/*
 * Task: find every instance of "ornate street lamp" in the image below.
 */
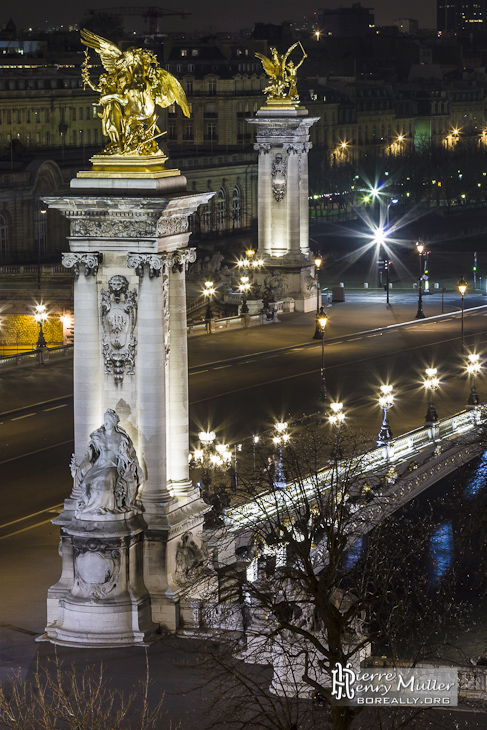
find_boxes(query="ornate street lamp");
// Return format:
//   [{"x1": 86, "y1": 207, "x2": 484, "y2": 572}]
[
  {"x1": 203, "y1": 280, "x2": 215, "y2": 332},
  {"x1": 191, "y1": 429, "x2": 232, "y2": 495},
  {"x1": 272, "y1": 421, "x2": 290, "y2": 487},
  {"x1": 316, "y1": 311, "x2": 328, "y2": 401},
  {"x1": 458, "y1": 276, "x2": 467, "y2": 352},
  {"x1": 466, "y1": 353, "x2": 481, "y2": 407},
  {"x1": 34, "y1": 304, "x2": 48, "y2": 349},
  {"x1": 377, "y1": 384, "x2": 394, "y2": 447},
  {"x1": 424, "y1": 367, "x2": 440, "y2": 426},
  {"x1": 314, "y1": 254, "x2": 322, "y2": 312},
  {"x1": 239, "y1": 276, "x2": 251, "y2": 314},
  {"x1": 328, "y1": 401, "x2": 345, "y2": 427},
  {"x1": 415, "y1": 240, "x2": 425, "y2": 319}
]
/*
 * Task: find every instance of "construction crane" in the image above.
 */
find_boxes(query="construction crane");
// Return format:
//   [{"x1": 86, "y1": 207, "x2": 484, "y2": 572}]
[{"x1": 87, "y1": 6, "x2": 191, "y2": 35}]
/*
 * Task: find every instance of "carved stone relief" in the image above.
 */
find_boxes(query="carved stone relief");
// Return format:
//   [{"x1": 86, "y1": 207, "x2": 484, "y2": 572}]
[
  {"x1": 73, "y1": 538, "x2": 121, "y2": 600},
  {"x1": 271, "y1": 152, "x2": 288, "y2": 203},
  {"x1": 100, "y1": 275, "x2": 137, "y2": 383},
  {"x1": 71, "y1": 218, "x2": 156, "y2": 238},
  {"x1": 156, "y1": 215, "x2": 189, "y2": 237},
  {"x1": 174, "y1": 531, "x2": 210, "y2": 585},
  {"x1": 62, "y1": 252, "x2": 100, "y2": 277}
]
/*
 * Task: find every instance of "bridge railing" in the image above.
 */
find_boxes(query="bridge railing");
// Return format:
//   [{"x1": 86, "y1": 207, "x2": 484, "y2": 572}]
[
  {"x1": 226, "y1": 406, "x2": 486, "y2": 533},
  {"x1": 0, "y1": 345, "x2": 73, "y2": 371}
]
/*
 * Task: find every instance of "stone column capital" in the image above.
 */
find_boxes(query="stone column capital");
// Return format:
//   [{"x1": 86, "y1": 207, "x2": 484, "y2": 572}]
[
  {"x1": 127, "y1": 253, "x2": 165, "y2": 279},
  {"x1": 62, "y1": 252, "x2": 101, "y2": 277}
]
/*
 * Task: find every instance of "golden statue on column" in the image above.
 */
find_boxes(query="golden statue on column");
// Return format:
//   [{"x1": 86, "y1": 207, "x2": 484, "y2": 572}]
[
  {"x1": 255, "y1": 42, "x2": 307, "y2": 109},
  {"x1": 79, "y1": 28, "x2": 189, "y2": 176}
]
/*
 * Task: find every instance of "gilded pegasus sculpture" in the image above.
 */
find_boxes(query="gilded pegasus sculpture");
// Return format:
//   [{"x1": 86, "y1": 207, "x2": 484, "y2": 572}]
[
  {"x1": 80, "y1": 28, "x2": 189, "y2": 156},
  {"x1": 255, "y1": 42, "x2": 307, "y2": 105}
]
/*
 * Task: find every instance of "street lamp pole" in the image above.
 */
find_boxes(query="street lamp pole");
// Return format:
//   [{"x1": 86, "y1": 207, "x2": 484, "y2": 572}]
[
  {"x1": 424, "y1": 367, "x2": 439, "y2": 426},
  {"x1": 34, "y1": 304, "x2": 48, "y2": 349},
  {"x1": 458, "y1": 276, "x2": 467, "y2": 352},
  {"x1": 415, "y1": 240, "x2": 425, "y2": 319},
  {"x1": 318, "y1": 311, "x2": 328, "y2": 402},
  {"x1": 312, "y1": 254, "x2": 324, "y2": 339},
  {"x1": 203, "y1": 280, "x2": 215, "y2": 333},
  {"x1": 377, "y1": 385, "x2": 394, "y2": 447},
  {"x1": 466, "y1": 354, "x2": 481, "y2": 407}
]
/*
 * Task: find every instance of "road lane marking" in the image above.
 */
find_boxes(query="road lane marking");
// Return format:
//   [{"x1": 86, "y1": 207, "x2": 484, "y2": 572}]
[
  {"x1": 0, "y1": 439, "x2": 73, "y2": 465},
  {"x1": 11, "y1": 413, "x2": 35, "y2": 421},
  {"x1": 0, "y1": 503, "x2": 63, "y2": 530},
  {"x1": 0, "y1": 518, "x2": 55, "y2": 540},
  {"x1": 44, "y1": 404, "x2": 68, "y2": 412}
]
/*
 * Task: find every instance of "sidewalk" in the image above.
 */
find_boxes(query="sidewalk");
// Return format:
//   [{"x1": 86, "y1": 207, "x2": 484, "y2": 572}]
[{"x1": 1, "y1": 289, "x2": 484, "y2": 415}]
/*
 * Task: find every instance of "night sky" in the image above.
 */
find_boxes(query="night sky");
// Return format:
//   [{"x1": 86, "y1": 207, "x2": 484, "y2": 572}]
[{"x1": 3, "y1": 0, "x2": 437, "y2": 35}]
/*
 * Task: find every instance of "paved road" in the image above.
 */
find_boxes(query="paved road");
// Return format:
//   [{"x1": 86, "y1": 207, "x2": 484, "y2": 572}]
[{"x1": 2, "y1": 298, "x2": 487, "y2": 528}]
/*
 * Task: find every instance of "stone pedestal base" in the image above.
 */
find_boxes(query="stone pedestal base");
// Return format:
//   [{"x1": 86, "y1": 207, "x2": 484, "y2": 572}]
[{"x1": 44, "y1": 512, "x2": 159, "y2": 647}]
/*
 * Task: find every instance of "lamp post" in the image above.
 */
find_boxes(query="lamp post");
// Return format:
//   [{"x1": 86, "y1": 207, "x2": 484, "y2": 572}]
[
  {"x1": 377, "y1": 384, "x2": 394, "y2": 447},
  {"x1": 191, "y1": 429, "x2": 232, "y2": 504},
  {"x1": 203, "y1": 280, "x2": 215, "y2": 333},
  {"x1": 314, "y1": 254, "x2": 322, "y2": 313},
  {"x1": 237, "y1": 248, "x2": 264, "y2": 314},
  {"x1": 272, "y1": 421, "x2": 290, "y2": 488},
  {"x1": 466, "y1": 353, "x2": 481, "y2": 407},
  {"x1": 458, "y1": 276, "x2": 467, "y2": 352},
  {"x1": 328, "y1": 401, "x2": 345, "y2": 427},
  {"x1": 316, "y1": 310, "x2": 328, "y2": 402},
  {"x1": 34, "y1": 304, "x2": 48, "y2": 349},
  {"x1": 239, "y1": 276, "x2": 251, "y2": 314},
  {"x1": 424, "y1": 367, "x2": 439, "y2": 426},
  {"x1": 416, "y1": 240, "x2": 425, "y2": 319}
]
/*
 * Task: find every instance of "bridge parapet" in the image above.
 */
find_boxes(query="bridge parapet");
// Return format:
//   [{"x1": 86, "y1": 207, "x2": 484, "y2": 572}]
[{"x1": 226, "y1": 406, "x2": 486, "y2": 535}]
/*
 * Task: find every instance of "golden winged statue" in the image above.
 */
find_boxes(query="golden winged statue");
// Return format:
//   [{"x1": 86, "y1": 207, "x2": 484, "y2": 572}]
[
  {"x1": 80, "y1": 28, "x2": 189, "y2": 156},
  {"x1": 255, "y1": 42, "x2": 307, "y2": 105}
]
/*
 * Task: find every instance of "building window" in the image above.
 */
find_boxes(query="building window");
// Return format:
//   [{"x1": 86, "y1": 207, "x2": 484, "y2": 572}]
[
  {"x1": 92, "y1": 106, "x2": 98, "y2": 119},
  {"x1": 71, "y1": 130, "x2": 77, "y2": 145},
  {"x1": 192, "y1": 49, "x2": 199, "y2": 56},
  {"x1": 71, "y1": 108, "x2": 76, "y2": 121},
  {"x1": 183, "y1": 120, "x2": 193, "y2": 140},
  {"x1": 17, "y1": 110, "x2": 21, "y2": 124},
  {"x1": 45, "y1": 132, "x2": 50, "y2": 146},
  {"x1": 205, "y1": 121, "x2": 218, "y2": 141},
  {"x1": 0, "y1": 212, "x2": 8, "y2": 264},
  {"x1": 186, "y1": 80, "x2": 193, "y2": 95},
  {"x1": 181, "y1": 49, "x2": 187, "y2": 57},
  {"x1": 187, "y1": 64, "x2": 194, "y2": 73},
  {"x1": 168, "y1": 121, "x2": 177, "y2": 140},
  {"x1": 35, "y1": 109, "x2": 41, "y2": 123},
  {"x1": 25, "y1": 133, "x2": 31, "y2": 146},
  {"x1": 45, "y1": 109, "x2": 50, "y2": 123},
  {"x1": 217, "y1": 188, "x2": 226, "y2": 229},
  {"x1": 6, "y1": 111, "x2": 11, "y2": 124},
  {"x1": 35, "y1": 132, "x2": 40, "y2": 144},
  {"x1": 232, "y1": 186, "x2": 241, "y2": 228},
  {"x1": 79, "y1": 107, "x2": 83, "y2": 120},
  {"x1": 35, "y1": 202, "x2": 47, "y2": 258},
  {"x1": 26, "y1": 110, "x2": 31, "y2": 123},
  {"x1": 208, "y1": 79, "x2": 217, "y2": 96},
  {"x1": 168, "y1": 104, "x2": 176, "y2": 117}
]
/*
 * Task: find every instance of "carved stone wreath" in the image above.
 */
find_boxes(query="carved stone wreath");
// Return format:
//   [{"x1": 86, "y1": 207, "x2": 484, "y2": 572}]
[{"x1": 100, "y1": 275, "x2": 137, "y2": 384}]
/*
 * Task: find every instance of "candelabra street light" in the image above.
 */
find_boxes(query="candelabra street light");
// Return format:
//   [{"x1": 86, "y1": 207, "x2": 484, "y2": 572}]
[
  {"x1": 377, "y1": 385, "x2": 394, "y2": 447},
  {"x1": 328, "y1": 401, "x2": 345, "y2": 427},
  {"x1": 237, "y1": 248, "x2": 265, "y2": 314},
  {"x1": 316, "y1": 310, "x2": 328, "y2": 401},
  {"x1": 272, "y1": 421, "x2": 290, "y2": 488},
  {"x1": 191, "y1": 429, "x2": 233, "y2": 509},
  {"x1": 203, "y1": 280, "x2": 215, "y2": 333},
  {"x1": 34, "y1": 304, "x2": 48, "y2": 349},
  {"x1": 466, "y1": 353, "x2": 481, "y2": 407},
  {"x1": 424, "y1": 367, "x2": 440, "y2": 426},
  {"x1": 239, "y1": 276, "x2": 251, "y2": 314},
  {"x1": 416, "y1": 240, "x2": 426, "y2": 319},
  {"x1": 458, "y1": 276, "x2": 467, "y2": 352}
]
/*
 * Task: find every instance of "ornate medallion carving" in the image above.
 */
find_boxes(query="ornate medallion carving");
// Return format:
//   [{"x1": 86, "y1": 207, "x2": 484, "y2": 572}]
[
  {"x1": 62, "y1": 252, "x2": 100, "y2": 277},
  {"x1": 174, "y1": 531, "x2": 210, "y2": 585},
  {"x1": 73, "y1": 538, "x2": 122, "y2": 600},
  {"x1": 100, "y1": 275, "x2": 137, "y2": 383}
]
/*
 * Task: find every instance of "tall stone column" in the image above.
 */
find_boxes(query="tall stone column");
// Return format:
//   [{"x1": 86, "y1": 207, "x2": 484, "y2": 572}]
[
  {"x1": 247, "y1": 110, "x2": 319, "y2": 312},
  {"x1": 166, "y1": 249, "x2": 197, "y2": 498},
  {"x1": 42, "y1": 175, "x2": 215, "y2": 642},
  {"x1": 62, "y1": 253, "x2": 102, "y2": 460}
]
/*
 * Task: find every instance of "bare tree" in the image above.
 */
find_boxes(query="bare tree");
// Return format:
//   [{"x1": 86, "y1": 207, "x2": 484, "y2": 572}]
[{"x1": 191, "y1": 423, "x2": 486, "y2": 730}]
